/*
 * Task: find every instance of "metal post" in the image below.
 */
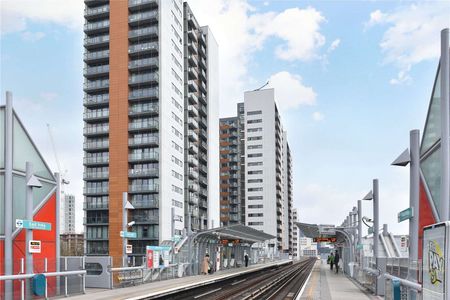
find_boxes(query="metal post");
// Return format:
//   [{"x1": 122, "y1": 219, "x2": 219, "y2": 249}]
[
  {"x1": 171, "y1": 207, "x2": 175, "y2": 238},
  {"x1": 441, "y1": 28, "x2": 450, "y2": 221},
  {"x1": 358, "y1": 200, "x2": 362, "y2": 264},
  {"x1": 373, "y1": 179, "x2": 380, "y2": 294},
  {"x1": 55, "y1": 172, "x2": 61, "y2": 295},
  {"x1": 4, "y1": 91, "x2": 13, "y2": 300},
  {"x1": 25, "y1": 162, "x2": 34, "y2": 299},
  {"x1": 123, "y1": 192, "x2": 127, "y2": 267},
  {"x1": 409, "y1": 130, "x2": 420, "y2": 293}
]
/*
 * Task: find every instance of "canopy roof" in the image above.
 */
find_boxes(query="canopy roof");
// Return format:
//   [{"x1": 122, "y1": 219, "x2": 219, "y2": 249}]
[
  {"x1": 295, "y1": 222, "x2": 320, "y2": 238},
  {"x1": 194, "y1": 224, "x2": 275, "y2": 243}
]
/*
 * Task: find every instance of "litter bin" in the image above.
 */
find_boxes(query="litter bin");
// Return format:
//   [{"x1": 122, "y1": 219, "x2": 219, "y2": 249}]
[{"x1": 32, "y1": 274, "x2": 46, "y2": 296}]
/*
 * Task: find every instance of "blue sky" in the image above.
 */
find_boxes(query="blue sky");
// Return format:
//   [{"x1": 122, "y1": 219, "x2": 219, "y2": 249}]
[{"x1": 1, "y1": 0, "x2": 449, "y2": 234}]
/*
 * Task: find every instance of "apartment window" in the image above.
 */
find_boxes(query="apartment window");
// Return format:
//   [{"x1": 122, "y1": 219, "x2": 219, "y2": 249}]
[
  {"x1": 171, "y1": 68, "x2": 182, "y2": 85},
  {"x1": 247, "y1": 136, "x2": 262, "y2": 141},
  {"x1": 171, "y1": 54, "x2": 182, "y2": 70},
  {"x1": 171, "y1": 83, "x2": 182, "y2": 99},
  {"x1": 172, "y1": 185, "x2": 183, "y2": 194},
  {"x1": 248, "y1": 222, "x2": 263, "y2": 226},
  {"x1": 248, "y1": 205, "x2": 263, "y2": 209},
  {"x1": 171, "y1": 25, "x2": 182, "y2": 44},
  {"x1": 172, "y1": 126, "x2": 183, "y2": 140},
  {"x1": 172, "y1": 0, "x2": 182, "y2": 17},
  {"x1": 248, "y1": 196, "x2": 263, "y2": 200},
  {"x1": 248, "y1": 179, "x2": 263, "y2": 183},
  {"x1": 247, "y1": 110, "x2": 262, "y2": 116},
  {"x1": 172, "y1": 97, "x2": 183, "y2": 112},
  {"x1": 172, "y1": 155, "x2": 183, "y2": 167},
  {"x1": 248, "y1": 213, "x2": 263, "y2": 217},
  {"x1": 247, "y1": 127, "x2": 262, "y2": 133},
  {"x1": 172, "y1": 199, "x2": 183, "y2": 208},
  {"x1": 172, "y1": 141, "x2": 183, "y2": 153},
  {"x1": 172, "y1": 112, "x2": 182, "y2": 126},
  {"x1": 172, "y1": 170, "x2": 183, "y2": 181},
  {"x1": 248, "y1": 187, "x2": 263, "y2": 192},
  {"x1": 247, "y1": 119, "x2": 262, "y2": 124},
  {"x1": 248, "y1": 145, "x2": 262, "y2": 150},
  {"x1": 248, "y1": 153, "x2": 262, "y2": 158},
  {"x1": 248, "y1": 162, "x2": 263, "y2": 166},
  {"x1": 171, "y1": 11, "x2": 182, "y2": 31}
]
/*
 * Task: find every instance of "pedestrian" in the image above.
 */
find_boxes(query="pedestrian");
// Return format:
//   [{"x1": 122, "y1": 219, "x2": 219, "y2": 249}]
[
  {"x1": 334, "y1": 251, "x2": 340, "y2": 274},
  {"x1": 328, "y1": 252, "x2": 334, "y2": 271},
  {"x1": 201, "y1": 254, "x2": 210, "y2": 275},
  {"x1": 244, "y1": 253, "x2": 249, "y2": 267}
]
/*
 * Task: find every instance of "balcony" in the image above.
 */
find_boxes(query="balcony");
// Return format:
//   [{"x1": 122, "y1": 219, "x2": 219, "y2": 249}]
[
  {"x1": 84, "y1": 64, "x2": 109, "y2": 78},
  {"x1": 131, "y1": 198, "x2": 158, "y2": 209},
  {"x1": 83, "y1": 186, "x2": 109, "y2": 195},
  {"x1": 83, "y1": 139, "x2": 109, "y2": 151},
  {"x1": 129, "y1": 11, "x2": 158, "y2": 26},
  {"x1": 199, "y1": 153, "x2": 207, "y2": 163},
  {"x1": 84, "y1": 34, "x2": 109, "y2": 49},
  {"x1": 128, "y1": 152, "x2": 159, "y2": 162},
  {"x1": 188, "y1": 143, "x2": 198, "y2": 155},
  {"x1": 199, "y1": 177, "x2": 207, "y2": 186},
  {"x1": 199, "y1": 116, "x2": 207, "y2": 128},
  {"x1": 131, "y1": 215, "x2": 159, "y2": 224},
  {"x1": 188, "y1": 55, "x2": 198, "y2": 67},
  {"x1": 128, "y1": 168, "x2": 159, "y2": 178},
  {"x1": 84, "y1": 4, "x2": 109, "y2": 20},
  {"x1": 188, "y1": 183, "x2": 199, "y2": 192},
  {"x1": 199, "y1": 81, "x2": 207, "y2": 93},
  {"x1": 129, "y1": 42, "x2": 158, "y2": 56},
  {"x1": 129, "y1": 103, "x2": 158, "y2": 117},
  {"x1": 128, "y1": 184, "x2": 159, "y2": 194},
  {"x1": 189, "y1": 208, "x2": 199, "y2": 218},
  {"x1": 199, "y1": 93, "x2": 207, "y2": 105},
  {"x1": 189, "y1": 167, "x2": 199, "y2": 179},
  {"x1": 83, "y1": 155, "x2": 109, "y2": 166},
  {"x1": 200, "y1": 140, "x2": 208, "y2": 151},
  {"x1": 84, "y1": 79, "x2": 109, "y2": 92},
  {"x1": 84, "y1": 217, "x2": 109, "y2": 225},
  {"x1": 129, "y1": 72, "x2": 159, "y2": 86},
  {"x1": 84, "y1": 171, "x2": 109, "y2": 180},
  {"x1": 199, "y1": 57, "x2": 207, "y2": 69},
  {"x1": 84, "y1": 93, "x2": 109, "y2": 107},
  {"x1": 129, "y1": 87, "x2": 159, "y2": 101},
  {"x1": 188, "y1": 67, "x2": 198, "y2": 80},
  {"x1": 198, "y1": 33, "x2": 206, "y2": 45},
  {"x1": 188, "y1": 30, "x2": 198, "y2": 42},
  {"x1": 189, "y1": 193, "x2": 199, "y2": 205},
  {"x1": 199, "y1": 68, "x2": 206, "y2": 80},
  {"x1": 188, "y1": 40, "x2": 198, "y2": 54},
  {"x1": 83, "y1": 109, "x2": 109, "y2": 121},
  {"x1": 188, "y1": 130, "x2": 198, "y2": 142},
  {"x1": 128, "y1": 57, "x2": 158, "y2": 71},
  {"x1": 199, "y1": 128, "x2": 207, "y2": 138},
  {"x1": 188, "y1": 80, "x2": 198, "y2": 93},
  {"x1": 128, "y1": 136, "x2": 159, "y2": 147},
  {"x1": 128, "y1": 0, "x2": 158, "y2": 11},
  {"x1": 188, "y1": 105, "x2": 198, "y2": 117},
  {"x1": 129, "y1": 26, "x2": 158, "y2": 41},
  {"x1": 83, "y1": 201, "x2": 108, "y2": 210},
  {"x1": 188, "y1": 155, "x2": 198, "y2": 166},
  {"x1": 188, "y1": 117, "x2": 198, "y2": 129},
  {"x1": 198, "y1": 105, "x2": 207, "y2": 117},
  {"x1": 129, "y1": 120, "x2": 158, "y2": 132},
  {"x1": 188, "y1": 93, "x2": 198, "y2": 105},
  {"x1": 198, "y1": 44, "x2": 206, "y2": 57},
  {"x1": 199, "y1": 199, "x2": 208, "y2": 207},
  {"x1": 85, "y1": 233, "x2": 109, "y2": 240},
  {"x1": 199, "y1": 165, "x2": 207, "y2": 175},
  {"x1": 84, "y1": 49, "x2": 109, "y2": 63},
  {"x1": 83, "y1": 125, "x2": 109, "y2": 136},
  {"x1": 84, "y1": 20, "x2": 109, "y2": 34}
]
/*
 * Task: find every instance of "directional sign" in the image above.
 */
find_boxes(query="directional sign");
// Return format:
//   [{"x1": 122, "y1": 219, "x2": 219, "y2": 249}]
[
  {"x1": 171, "y1": 235, "x2": 181, "y2": 242},
  {"x1": 120, "y1": 231, "x2": 137, "y2": 238},
  {"x1": 313, "y1": 237, "x2": 337, "y2": 243},
  {"x1": 16, "y1": 219, "x2": 51, "y2": 231},
  {"x1": 398, "y1": 207, "x2": 414, "y2": 223}
]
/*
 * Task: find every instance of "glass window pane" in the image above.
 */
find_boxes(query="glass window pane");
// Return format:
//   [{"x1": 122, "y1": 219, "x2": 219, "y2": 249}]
[
  {"x1": 0, "y1": 108, "x2": 4, "y2": 169},
  {"x1": 421, "y1": 66, "x2": 441, "y2": 155},
  {"x1": 421, "y1": 146, "x2": 441, "y2": 214},
  {"x1": 12, "y1": 115, "x2": 54, "y2": 180},
  {"x1": 0, "y1": 174, "x2": 4, "y2": 234}
]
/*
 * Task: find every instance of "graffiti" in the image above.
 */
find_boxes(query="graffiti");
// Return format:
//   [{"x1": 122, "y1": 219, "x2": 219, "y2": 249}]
[{"x1": 428, "y1": 240, "x2": 445, "y2": 285}]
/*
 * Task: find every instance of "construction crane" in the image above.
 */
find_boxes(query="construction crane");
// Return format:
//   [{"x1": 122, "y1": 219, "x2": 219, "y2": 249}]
[{"x1": 47, "y1": 123, "x2": 70, "y2": 186}]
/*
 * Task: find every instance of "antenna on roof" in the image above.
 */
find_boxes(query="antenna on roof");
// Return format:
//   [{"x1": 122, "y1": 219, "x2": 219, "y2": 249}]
[{"x1": 253, "y1": 81, "x2": 269, "y2": 91}]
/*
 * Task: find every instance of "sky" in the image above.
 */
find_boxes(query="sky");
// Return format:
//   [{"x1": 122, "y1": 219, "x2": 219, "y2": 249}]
[{"x1": 1, "y1": 0, "x2": 450, "y2": 234}]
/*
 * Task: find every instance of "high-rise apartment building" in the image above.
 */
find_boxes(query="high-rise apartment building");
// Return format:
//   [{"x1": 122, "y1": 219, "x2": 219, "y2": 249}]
[
  {"x1": 292, "y1": 208, "x2": 299, "y2": 259},
  {"x1": 219, "y1": 89, "x2": 293, "y2": 250},
  {"x1": 83, "y1": 0, "x2": 218, "y2": 261},
  {"x1": 183, "y1": 3, "x2": 219, "y2": 232},
  {"x1": 62, "y1": 194, "x2": 76, "y2": 234}
]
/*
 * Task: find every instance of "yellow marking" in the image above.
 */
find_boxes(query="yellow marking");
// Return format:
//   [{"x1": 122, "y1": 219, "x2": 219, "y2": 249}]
[{"x1": 307, "y1": 265, "x2": 319, "y2": 299}]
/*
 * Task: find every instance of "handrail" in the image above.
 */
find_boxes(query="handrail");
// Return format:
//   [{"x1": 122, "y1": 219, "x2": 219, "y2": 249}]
[{"x1": 384, "y1": 273, "x2": 422, "y2": 291}]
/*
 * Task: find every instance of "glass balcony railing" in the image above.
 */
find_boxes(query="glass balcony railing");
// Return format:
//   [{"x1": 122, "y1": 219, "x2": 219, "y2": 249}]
[
  {"x1": 128, "y1": 120, "x2": 159, "y2": 131},
  {"x1": 84, "y1": 155, "x2": 109, "y2": 165},
  {"x1": 84, "y1": 79, "x2": 109, "y2": 91},
  {"x1": 188, "y1": 130, "x2": 198, "y2": 141},
  {"x1": 128, "y1": 136, "x2": 159, "y2": 146},
  {"x1": 128, "y1": 168, "x2": 158, "y2": 177},
  {"x1": 128, "y1": 57, "x2": 158, "y2": 70},
  {"x1": 129, "y1": 184, "x2": 159, "y2": 193},
  {"x1": 129, "y1": 0, "x2": 158, "y2": 7},
  {"x1": 83, "y1": 125, "x2": 109, "y2": 135},
  {"x1": 83, "y1": 186, "x2": 109, "y2": 195},
  {"x1": 84, "y1": 201, "x2": 109, "y2": 210},
  {"x1": 84, "y1": 49, "x2": 109, "y2": 62},
  {"x1": 129, "y1": 72, "x2": 159, "y2": 85},
  {"x1": 129, "y1": 26, "x2": 158, "y2": 39},
  {"x1": 129, "y1": 88, "x2": 159, "y2": 100},
  {"x1": 84, "y1": 217, "x2": 109, "y2": 224},
  {"x1": 84, "y1": 35, "x2": 109, "y2": 47},
  {"x1": 129, "y1": 103, "x2": 159, "y2": 116},
  {"x1": 84, "y1": 64, "x2": 109, "y2": 76},
  {"x1": 129, "y1": 10, "x2": 158, "y2": 24},
  {"x1": 131, "y1": 215, "x2": 159, "y2": 223},
  {"x1": 84, "y1": 171, "x2": 109, "y2": 179},
  {"x1": 188, "y1": 118, "x2": 198, "y2": 129},
  {"x1": 83, "y1": 109, "x2": 109, "y2": 120},
  {"x1": 128, "y1": 41, "x2": 159, "y2": 54},
  {"x1": 84, "y1": 4, "x2": 109, "y2": 18},
  {"x1": 188, "y1": 105, "x2": 198, "y2": 116},
  {"x1": 83, "y1": 140, "x2": 109, "y2": 150},
  {"x1": 188, "y1": 155, "x2": 198, "y2": 166},
  {"x1": 84, "y1": 93, "x2": 109, "y2": 106},
  {"x1": 188, "y1": 80, "x2": 198, "y2": 92},
  {"x1": 84, "y1": 20, "x2": 110, "y2": 32},
  {"x1": 129, "y1": 152, "x2": 159, "y2": 162},
  {"x1": 131, "y1": 198, "x2": 158, "y2": 208}
]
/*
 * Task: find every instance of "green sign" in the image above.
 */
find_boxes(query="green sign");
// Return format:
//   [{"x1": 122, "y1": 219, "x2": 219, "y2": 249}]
[
  {"x1": 15, "y1": 219, "x2": 51, "y2": 231},
  {"x1": 368, "y1": 227, "x2": 374, "y2": 235},
  {"x1": 120, "y1": 231, "x2": 137, "y2": 238},
  {"x1": 356, "y1": 244, "x2": 364, "y2": 250},
  {"x1": 171, "y1": 235, "x2": 181, "y2": 242},
  {"x1": 398, "y1": 207, "x2": 414, "y2": 223}
]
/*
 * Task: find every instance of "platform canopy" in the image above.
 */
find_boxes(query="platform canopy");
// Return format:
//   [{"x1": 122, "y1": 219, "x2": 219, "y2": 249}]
[
  {"x1": 193, "y1": 224, "x2": 275, "y2": 243},
  {"x1": 295, "y1": 222, "x2": 320, "y2": 238}
]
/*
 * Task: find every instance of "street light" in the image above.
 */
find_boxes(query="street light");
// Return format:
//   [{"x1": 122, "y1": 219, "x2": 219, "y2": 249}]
[{"x1": 123, "y1": 192, "x2": 135, "y2": 267}]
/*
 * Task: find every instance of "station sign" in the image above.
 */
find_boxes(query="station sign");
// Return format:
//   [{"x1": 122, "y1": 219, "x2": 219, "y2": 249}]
[
  {"x1": 313, "y1": 237, "x2": 336, "y2": 243},
  {"x1": 29, "y1": 240, "x2": 41, "y2": 253},
  {"x1": 126, "y1": 244, "x2": 133, "y2": 254},
  {"x1": 120, "y1": 231, "x2": 137, "y2": 238},
  {"x1": 319, "y1": 224, "x2": 336, "y2": 235},
  {"x1": 16, "y1": 219, "x2": 51, "y2": 231},
  {"x1": 398, "y1": 207, "x2": 414, "y2": 223}
]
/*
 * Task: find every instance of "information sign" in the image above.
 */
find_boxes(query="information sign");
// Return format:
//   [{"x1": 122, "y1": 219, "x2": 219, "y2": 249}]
[
  {"x1": 16, "y1": 219, "x2": 51, "y2": 231},
  {"x1": 120, "y1": 231, "x2": 137, "y2": 238},
  {"x1": 398, "y1": 207, "x2": 414, "y2": 223},
  {"x1": 29, "y1": 240, "x2": 41, "y2": 253},
  {"x1": 126, "y1": 244, "x2": 133, "y2": 254}
]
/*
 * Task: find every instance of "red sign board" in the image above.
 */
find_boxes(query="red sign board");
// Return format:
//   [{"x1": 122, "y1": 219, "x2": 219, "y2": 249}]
[
  {"x1": 146, "y1": 249, "x2": 153, "y2": 268},
  {"x1": 313, "y1": 237, "x2": 337, "y2": 243}
]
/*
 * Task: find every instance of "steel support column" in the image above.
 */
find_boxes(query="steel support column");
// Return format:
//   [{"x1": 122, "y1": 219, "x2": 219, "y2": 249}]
[{"x1": 441, "y1": 28, "x2": 450, "y2": 221}]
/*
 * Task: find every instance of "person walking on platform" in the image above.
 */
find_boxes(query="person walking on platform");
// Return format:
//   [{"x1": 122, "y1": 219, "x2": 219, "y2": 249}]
[
  {"x1": 334, "y1": 251, "x2": 340, "y2": 274},
  {"x1": 328, "y1": 252, "x2": 334, "y2": 271},
  {"x1": 201, "y1": 254, "x2": 210, "y2": 275},
  {"x1": 244, "y1": 253, "x2": 249, "y2": 267}
]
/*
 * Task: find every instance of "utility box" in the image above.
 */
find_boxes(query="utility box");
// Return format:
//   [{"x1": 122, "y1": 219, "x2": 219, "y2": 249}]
[{"x1": 422, "y1": 221, "x2": 450, "y2": 299}]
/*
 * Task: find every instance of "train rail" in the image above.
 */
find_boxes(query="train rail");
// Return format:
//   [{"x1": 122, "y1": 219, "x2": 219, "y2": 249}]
[{"x1": 146, "y1": 258, "x2": 316, "y2": 300}]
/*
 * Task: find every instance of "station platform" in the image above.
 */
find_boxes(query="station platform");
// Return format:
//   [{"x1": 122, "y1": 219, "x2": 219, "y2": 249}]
[
  {"x1": 68, "y1": 260, "x2": 291, "y2": 300},
  {"x1": 299, "y1": 260, "x2": 379, "y2": 300}
]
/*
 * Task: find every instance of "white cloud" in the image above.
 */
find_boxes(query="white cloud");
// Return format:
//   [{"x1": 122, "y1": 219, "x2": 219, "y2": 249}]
[
  {"x1": 1, "y1": 0, "x2": 83, "y2": 34},
  {"x1": 312, "y1": 111, "x2": 324, "y2": 121},
  {"x1": 365, "y1": 9, "x2": 387, "y2": 29},
  {"x1": 267, "y1": 71, "x2": 317, "y2": 111},
  {"x1": 21, "y1": 31, "x2": 45, "y2": 42},
  {"x1": 327, "y1": 38, "x2": 340, "y2": 53},
  {"x1": 187, "y1": 1, "x2": 327, "y2": 116},
  {"x1": 367, "y1": 3, "x2": 450, "y2": 84}
]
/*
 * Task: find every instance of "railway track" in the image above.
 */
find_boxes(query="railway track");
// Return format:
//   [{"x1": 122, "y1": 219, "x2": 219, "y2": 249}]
[{"x1": 148, "y1": 258, "x2": 316, "y2": 300}]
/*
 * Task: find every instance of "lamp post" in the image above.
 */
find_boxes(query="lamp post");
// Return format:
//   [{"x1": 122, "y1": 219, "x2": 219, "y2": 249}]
[{"x1": 122, "y1": 192, "x2": 135, "y2": 267}]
